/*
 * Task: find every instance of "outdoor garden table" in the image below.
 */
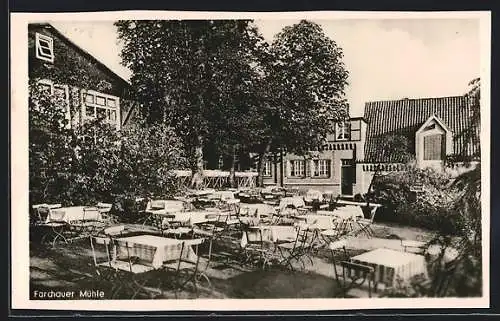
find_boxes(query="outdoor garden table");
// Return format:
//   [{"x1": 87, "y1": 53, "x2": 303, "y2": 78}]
[
  {"x1": 115, "y1": 235, "x2": 199, "y2": 269},
  {"x1": 349, "y1": 248, "x2": 428, "y2": 290},
  {"x1": 42, "y1": 206, "x2": 103, "y2": 246},
  {"x1": 317, "y1": 207, "x2": 364, "y2": 220},
  {"x1": 170, "y1": 210, "x2": 219, "y2": 225},
  {"x1": 239, "y1": 203, "x2": 276, "y2": 219},
  {"x1": 45, "y1": 206, "x2": 102, "y2": 224},
  {"x1": 240, "y1": 225, "x2": 297, "y2": 248},
  {"x1": 303, "y1": 215, "x2": 336, "y2": 230}
]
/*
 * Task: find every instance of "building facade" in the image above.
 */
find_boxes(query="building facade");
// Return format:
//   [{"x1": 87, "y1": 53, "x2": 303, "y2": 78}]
[
  {"x1": 28, "y1": 23, "x2": 139, "y2": 130},
  {"x1": 264, "y1": 96, "x2": 479, "y2": 196}
]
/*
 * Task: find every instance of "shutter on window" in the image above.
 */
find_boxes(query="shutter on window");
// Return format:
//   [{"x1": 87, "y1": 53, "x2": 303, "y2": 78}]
[
  {"x1": 286, "y1": 161, "x2": 291, "y2": 177},
  {"x1": 305, "y1": 160, "x2": 311, "y2": 177},
  {"x1": 424, "y1": 134, "x2": 444, "y2": 160}
]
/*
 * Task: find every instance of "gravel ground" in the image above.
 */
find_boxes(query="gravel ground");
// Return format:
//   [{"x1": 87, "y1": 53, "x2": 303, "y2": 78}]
[{"x1": 29, "y1": 222, "x2": 436, "y2": 299}]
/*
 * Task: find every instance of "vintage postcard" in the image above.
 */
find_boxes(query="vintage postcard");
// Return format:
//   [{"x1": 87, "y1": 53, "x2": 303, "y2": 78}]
[{"x1": 10, "y1": 10, "x2": 491, "y2": 311}]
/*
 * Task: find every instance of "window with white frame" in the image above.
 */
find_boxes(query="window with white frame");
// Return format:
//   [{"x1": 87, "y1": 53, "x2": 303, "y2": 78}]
[
  {"x1": 35, "y1": 33, "x2": 54, "y2": 63},
  {"x1": 312, "y1": 159, "x2": 331, "y2": 177},
  {"x1": 36, "y1": 80, "x2": 71, "y2": 126},
  {"x1": 84, "y1": 90, "x2": 120, "y2": 129},
  {"x1": 263, "y1": 161, "x2": 272, "y2": 176},
  {"x1": 37, "y1": 80, "x2": 69, "y2": 108},
  {"x1": 290, "y1": 160, "x2": 305, "y2": 177},
  {"x1": 335, "y1": 122, "x2": 350, "y2": 141}
]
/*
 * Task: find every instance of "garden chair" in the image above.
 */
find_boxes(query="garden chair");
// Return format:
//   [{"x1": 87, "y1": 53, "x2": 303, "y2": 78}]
[
  {"x1": 31, "y1": 204, "x2": 48, "y2": 226},
  {"x1": 328, "y1": 239, "x2": 349, "y2": 287},
  {"x1": 69, "y1": 206, "x2": 105, "y2": 240},
  {"x1": 336, "y1": 261, "x2": 375, "y2": 298},
  {"x1": 277, "y1": 226, "x2": 318, "y2": 270},
  {"x1": 40, "y1": 209, "x2": 69, "y2": 247},
  {"x1": 89, "y1": 235, "x2": 121, "y2": 295},
  {"x1": 110, "y1": 239, "x2": 163, "y2": 299},
  {"x1": 240, "y1": 226, "x2": 269, "y2": 268},
  {"x1": 97, "y1": 202, "x2": 116, "y2": 225},
  {"x1": 355, "y1": 205, "x2": 379, "y2": 237},
  {"x1": 162, "y1": 239, "x2": 205, "y2": 296},
  {"x1": 192, "y1": 230, "x2": 215, "y2": 289},
  {"x1": 401, "y1": 239, "x2": 428, "y2": 254}
]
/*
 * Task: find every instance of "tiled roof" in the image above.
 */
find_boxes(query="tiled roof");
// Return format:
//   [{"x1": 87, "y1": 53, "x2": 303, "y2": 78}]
[{"x1": 363, "y1": 96, "x2": 477, "y2": 163}]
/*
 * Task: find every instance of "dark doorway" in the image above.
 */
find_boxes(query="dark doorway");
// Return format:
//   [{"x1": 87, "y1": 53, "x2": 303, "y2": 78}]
[{"x1": 341, "y1": 159, "x2": 356, "y2": 196}]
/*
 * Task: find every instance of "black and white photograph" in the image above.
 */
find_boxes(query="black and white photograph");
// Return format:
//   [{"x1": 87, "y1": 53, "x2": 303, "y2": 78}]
[{"x1": 10, "y1": 11, "x2": 490, "y2": 310}]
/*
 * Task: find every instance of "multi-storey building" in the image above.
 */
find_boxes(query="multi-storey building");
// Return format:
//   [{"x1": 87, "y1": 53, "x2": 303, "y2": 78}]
[
  {"x1": 28, "y1": 23, "x2": 139, "y2": 129},
  {"x1": 263, "y1": 96, "x2": 479, "y2": 196}
]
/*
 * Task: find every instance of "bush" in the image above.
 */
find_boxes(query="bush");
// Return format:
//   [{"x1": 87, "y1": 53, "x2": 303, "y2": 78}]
[
  {"x1": 367, "y1": 166, "x2": 464, "y2": 234},
  {"x1": 29, "y1": 81, "x2": 187, "y2": 209}
]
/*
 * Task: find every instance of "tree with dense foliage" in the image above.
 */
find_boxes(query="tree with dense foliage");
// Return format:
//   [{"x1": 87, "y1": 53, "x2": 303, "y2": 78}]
[
  {"x1": 115, "y1": 20, "x2": 268, "y2": 188},
  {"x1": 254, "y1": 20, "x2": 350, "y2": 186}
]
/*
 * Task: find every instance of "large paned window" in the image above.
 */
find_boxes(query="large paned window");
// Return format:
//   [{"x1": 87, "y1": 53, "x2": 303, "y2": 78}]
[
  {"x1": 84, "y1": 90, "x2": 120, "y2": 129},
  {"x1": 312, "y1": 159, "x2": 331, "y2": 178},
  {"x1": 289, "y1": 160, "x2": 305, "y2": 177}
]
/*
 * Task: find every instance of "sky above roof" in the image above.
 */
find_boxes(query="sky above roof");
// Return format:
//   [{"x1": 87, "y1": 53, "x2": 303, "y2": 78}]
[{"x1": 50, "y1": 18, "x2": 480, "y2": 117}]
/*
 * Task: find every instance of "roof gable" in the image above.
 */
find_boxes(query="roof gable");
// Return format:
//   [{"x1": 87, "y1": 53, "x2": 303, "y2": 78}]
[
  {"x1": 29, "y1": 23, "x2": 131, "y2": 92},
  {"x1": 416, "y1": 114, "x2": 452, "y2": 135},
  {"x1": 363, "y1": 96, "x2": 476, "y2": 162}
]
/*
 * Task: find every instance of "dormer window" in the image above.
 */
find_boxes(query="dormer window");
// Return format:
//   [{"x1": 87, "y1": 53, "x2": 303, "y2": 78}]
[
  {"x1": 35, "y1": 33, "x2": 54, "y2": 63},
  {"x1": 336, "y1": 122, "x2": 350, "y2": 141},
  {"x1": 415, "y1": 115, "x2": 452, "y2": 168}
]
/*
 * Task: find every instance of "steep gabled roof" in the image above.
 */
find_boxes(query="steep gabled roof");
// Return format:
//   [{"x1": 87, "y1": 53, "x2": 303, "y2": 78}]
[
  {"x1": 29, "y1": 23, "x2": 131, "y2": 88},
  {"x1": 363, "y1": 96, "x2": 477, "y2": 162}
]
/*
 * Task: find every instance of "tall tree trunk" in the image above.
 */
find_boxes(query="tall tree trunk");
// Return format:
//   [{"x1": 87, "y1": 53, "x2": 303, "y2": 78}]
[
  {"x1": 366, "y1": 164, "x2": 382, "y2": 206},
  {"x1": 190, "y1": 134, "x2": 204, "y2": 190},
  {"x1": 229, "y1": 145, "x2": 236, "y2": 188},
  {"x1": 257, "y1": 138, "x2": 273, "y2": 187}
]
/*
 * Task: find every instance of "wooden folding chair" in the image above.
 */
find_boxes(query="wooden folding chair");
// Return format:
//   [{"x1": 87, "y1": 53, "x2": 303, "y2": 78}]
[
  {"x1": 97, "y1": 202, "x2": 116, "y2": 225},
  {"x1": 401, "y1": 239, "x2": 428, "y2": 254},
  {"x1": 89, "y1": 235, "x2": 120, "y2": 293},
  {"x1": 192, "y1": 231, "x2": 214, "y2": 289},
  {"x1": 338, "y1": 261, "x2": 375, "y2": 298},
  {"x1": 277, "y1": 227, "x2": 317, "y2": 270},
  {"x1": 69, "y1": 207, "x2": 104, "y2": 241},
  {"x1": 328, "y1": 239, "x2": 349, "y2": 287},
  {"x1": 40, "y1": 209, "x2": 69, "y2": 247},
  {"x1": 355, "y1": 205, "x2": 379, "y2": 237},
  {"x1": 110, "y1": 239, "x2": 161, "y2": 299},
  {"x1": 162, "y1": 239, "x2": 204, "y2": 296}
]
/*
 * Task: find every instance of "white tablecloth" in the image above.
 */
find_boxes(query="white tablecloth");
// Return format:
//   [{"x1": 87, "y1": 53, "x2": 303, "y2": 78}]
[
  {"x1": 240, "y1": 225, "x2": 297, "y2": 248},
  {"x1": 169, "y1": 211, "x2": 219, "y2": 225},
  {"x1": 350, "y1": 248, "x2": 428, "y2": 287},
  {"x1": 46, "y1": 206, "x2": 102, "y2": 224},
  {"x1": 278, "y1": 197, "x2": 305, "y2": 211},
  {"x1": 116, "y1": 235, "x2": 199, "y2": 269},
  {"x1": 145, "y1": 200, "x2": 185, "y2": 214},
  {"x1": 317, "y1": 206, "x2": 364, "y2": 220},
  {"x1": 239, "y1": 203, "x2": 276, "y2": 218},
  {"x1": 303, "y1": 215, "x2": 336, "y2": 230}
]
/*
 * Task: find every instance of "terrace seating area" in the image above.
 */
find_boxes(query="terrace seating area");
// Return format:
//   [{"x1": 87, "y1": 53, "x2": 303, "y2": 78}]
[{"x1": 29, "y1": 187, "x2": 459, "y2": 299}]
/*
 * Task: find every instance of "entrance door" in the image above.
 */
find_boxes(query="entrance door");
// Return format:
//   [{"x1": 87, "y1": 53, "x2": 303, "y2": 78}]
[{"x1": 341, "y1": 159, "x2": 356, "y2": 196}]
